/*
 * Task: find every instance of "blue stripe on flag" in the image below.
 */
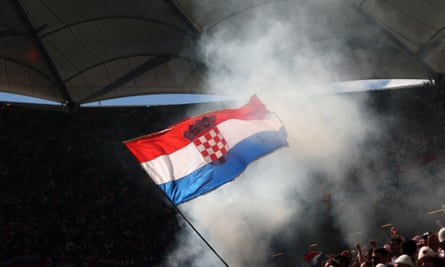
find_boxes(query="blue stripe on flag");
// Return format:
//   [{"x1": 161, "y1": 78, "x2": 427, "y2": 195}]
[{"x1": 159, "y1": 127, "x2": 287, "y2": 204}]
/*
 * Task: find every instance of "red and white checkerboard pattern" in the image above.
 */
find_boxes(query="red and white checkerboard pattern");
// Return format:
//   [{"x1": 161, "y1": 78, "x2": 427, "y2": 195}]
[{"x1": 193, "y1": 127, "x2": 228, "y2": 163}]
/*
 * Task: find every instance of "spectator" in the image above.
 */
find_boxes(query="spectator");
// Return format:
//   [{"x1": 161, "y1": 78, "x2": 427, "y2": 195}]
[
  {"x1": 394, "y1": 254, "x2": 415, "y2": 267},
  {"x1": 389, "y1": 238, "x2": 403, "y2": 264},
  {"x1": 401, "y1": 239, "x2": 418, "y2": 264},
  {"x1": 428, "y1": 233, "x2": 441, "y2": 253},
  {"x1": 372, "y1": 248, "x2": 390, "y2": 267},
  {"x1": 438, "y1": 228, "x2": 445, "y2": 257},
  {"x1": 417, "y1": 246, "x2": 444, "y2": 267}
]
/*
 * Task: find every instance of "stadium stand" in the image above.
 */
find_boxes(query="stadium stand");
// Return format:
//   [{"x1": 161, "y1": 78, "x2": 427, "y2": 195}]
[{"x1": 1, "y1": 85, "x2": 445, "y2": 266}]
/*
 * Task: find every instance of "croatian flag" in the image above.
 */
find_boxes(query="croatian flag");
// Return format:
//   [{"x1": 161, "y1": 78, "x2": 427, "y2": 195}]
[{"x1": 124, "y1": 95, "x2": 288, "y2": 205}]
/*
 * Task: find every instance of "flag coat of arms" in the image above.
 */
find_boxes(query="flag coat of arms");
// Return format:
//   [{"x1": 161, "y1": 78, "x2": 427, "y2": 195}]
[{"x1": 124, "y1": 95, "x2": 288, "y2": 205}]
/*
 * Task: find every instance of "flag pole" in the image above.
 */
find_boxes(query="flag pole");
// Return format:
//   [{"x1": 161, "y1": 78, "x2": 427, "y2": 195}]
[
  {"x1": 152, "y1": 182, "x2": 230, "y2": 267},
  {"x1": 171, "y1": 201, "x2": 230, "y2": 267}
]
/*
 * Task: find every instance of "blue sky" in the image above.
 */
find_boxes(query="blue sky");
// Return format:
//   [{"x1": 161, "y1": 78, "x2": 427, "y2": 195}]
[{"x1": 0, "y1": 79, "x2": 427, "y2": 107}]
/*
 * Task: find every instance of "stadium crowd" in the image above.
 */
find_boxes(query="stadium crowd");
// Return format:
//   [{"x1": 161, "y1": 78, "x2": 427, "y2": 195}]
[
  {"x1": 1, "y1": 85, "x2": 445, "y2": 266},
  {"x1": 0, "y1": 105, "x2": 182, "y2": 262},
  {"x1": 308, "y1": 226, "x2": 445, "y2": 267}
]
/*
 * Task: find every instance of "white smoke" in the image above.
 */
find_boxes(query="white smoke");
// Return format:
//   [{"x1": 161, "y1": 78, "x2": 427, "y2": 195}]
[{"x1": 162, "y1": 0, "x2": 443, "y2": 266}]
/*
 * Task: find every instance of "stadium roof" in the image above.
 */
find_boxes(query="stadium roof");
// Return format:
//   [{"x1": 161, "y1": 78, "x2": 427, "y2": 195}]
[{"x1": 1, "y1": 0, "x2": 445, "y2": 110}]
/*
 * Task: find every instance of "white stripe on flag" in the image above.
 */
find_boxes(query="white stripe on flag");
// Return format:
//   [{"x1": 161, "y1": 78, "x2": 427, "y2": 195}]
[
  {"x1": 142, "y1": 113, "x2": 283, "y2": 184},
  {"x1": 141, "y1": 143, "x2": 204, "y2": 184},
  {"x1": 219, "y1": 113, "x2": 282, "y2": 148}
]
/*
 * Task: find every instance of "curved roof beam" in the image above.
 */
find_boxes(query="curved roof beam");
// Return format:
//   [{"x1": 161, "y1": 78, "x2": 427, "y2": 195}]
[
  {"x1": 62, "y1": 53, "x2": 204, "y2": 84},
  {"x1": 40, "y1": 16, "x2": 199, "y2": 39},
  {"x1": 79, "y1": 54, "x2": 173, "y2": 103},
  {"x1": 0, "y1": 23, "x2": 47, "y2": 38},
  {"x1": 165, "y1": 0, "x2": 202, "y2": 34},
  {"x1": 0, "y1": 55, "x2": 55, "y2": 83}
]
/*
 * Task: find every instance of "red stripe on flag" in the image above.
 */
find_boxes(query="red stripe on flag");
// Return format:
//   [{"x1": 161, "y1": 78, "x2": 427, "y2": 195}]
[{"x1": 124, "y1": 95, "x2": 267, "y2": 162}]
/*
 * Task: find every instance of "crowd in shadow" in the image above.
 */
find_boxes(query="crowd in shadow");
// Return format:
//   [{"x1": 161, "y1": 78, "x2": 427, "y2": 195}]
[
  {"x1": 1, "y1": 85, "x2": 445, "y2": 266},
  {"x1": 0, "y1": 105, "x2": 187, "y2": 261}
]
